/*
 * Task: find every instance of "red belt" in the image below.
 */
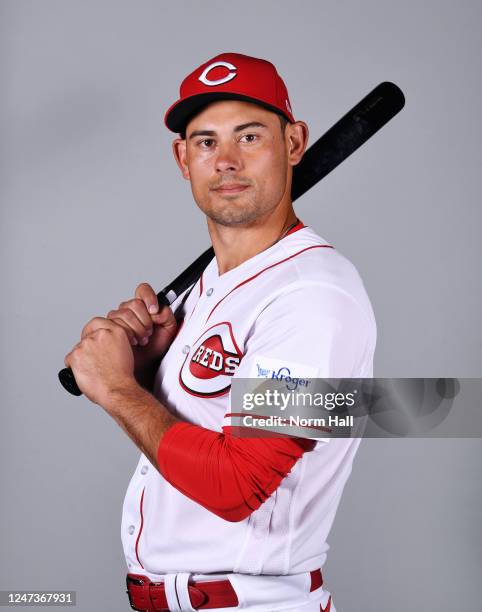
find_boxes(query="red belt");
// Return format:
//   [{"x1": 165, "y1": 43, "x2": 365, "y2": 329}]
[{"x1": 126, "y1": 569, "x2": 323, "y2": 611}]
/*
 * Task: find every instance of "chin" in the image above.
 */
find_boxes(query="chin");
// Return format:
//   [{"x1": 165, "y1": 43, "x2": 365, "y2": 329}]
[
  {"x1": 195, "y1": 193, "x2": 255, "y2": 226},
  {"x1": 206, "y1": 204, "x2": 261, "y2": 227}
]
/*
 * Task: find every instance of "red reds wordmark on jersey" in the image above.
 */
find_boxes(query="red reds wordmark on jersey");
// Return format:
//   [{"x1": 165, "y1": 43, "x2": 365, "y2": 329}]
[{"x1": 179, "y1": 322, "x2": 243, "y2": 397}]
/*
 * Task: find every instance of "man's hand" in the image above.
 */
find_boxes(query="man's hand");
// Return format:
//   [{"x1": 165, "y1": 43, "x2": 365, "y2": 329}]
[
  {"x1": 64, "y1": 318, "x2": 137, "y2": 406},
  {"x1": 107, "y1": 283, "x2": 177, "y2": 355},
  {"x1": 66, "y1": 283, "x2": 178, "y2": 400},
  {"x1": 105, "y1": 283, "x2": 178, "y2": 387}
]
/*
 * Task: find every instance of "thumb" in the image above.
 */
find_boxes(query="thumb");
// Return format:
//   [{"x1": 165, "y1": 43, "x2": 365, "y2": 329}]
[
  {"x1": 151, "y1": 305, "x2": 177, "y2": 329},
  {"x1": 135, "y1": 282, "x2": 159, "y2": 315}
]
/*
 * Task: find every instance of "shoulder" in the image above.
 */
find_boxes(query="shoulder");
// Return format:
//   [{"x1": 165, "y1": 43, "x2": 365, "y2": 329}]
[{"x1": 262, "y1": 226, "x2": 377, "y2": 330}]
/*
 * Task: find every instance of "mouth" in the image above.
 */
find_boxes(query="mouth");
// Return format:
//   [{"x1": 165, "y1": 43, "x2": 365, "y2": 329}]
[{"x1": 212, "y1": 184, "x2": 250, "y2": 195}]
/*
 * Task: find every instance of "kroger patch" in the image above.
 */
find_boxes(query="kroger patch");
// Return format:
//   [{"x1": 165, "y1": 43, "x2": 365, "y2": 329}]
[{"x1": 250, "y1": 356, "x2": 318, "y2": 391}]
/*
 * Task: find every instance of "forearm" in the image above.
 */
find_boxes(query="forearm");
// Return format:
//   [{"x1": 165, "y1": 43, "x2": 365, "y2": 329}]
[
  {"x1": 99, "y1": 380, "x2": 313, "y2": 523},
  {"x1": 103, "y1": 381, "x2": 180, "y2": 468}
]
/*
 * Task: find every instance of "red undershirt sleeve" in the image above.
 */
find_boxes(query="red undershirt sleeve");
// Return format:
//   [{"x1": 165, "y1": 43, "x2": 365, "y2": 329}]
[{"x1": 157, "y1": 421, "x2": 315, "y2": 522}]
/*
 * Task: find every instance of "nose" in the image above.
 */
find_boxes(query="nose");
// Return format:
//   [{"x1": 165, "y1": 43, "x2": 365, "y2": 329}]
[{"x1": 214, "y1": 141, "x2": 243, "y2": 174}]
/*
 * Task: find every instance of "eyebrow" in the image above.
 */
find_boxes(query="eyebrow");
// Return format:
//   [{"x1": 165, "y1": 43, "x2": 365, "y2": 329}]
[{"x1": 188, "y1": 121, "x2": 268, "y2": 140}]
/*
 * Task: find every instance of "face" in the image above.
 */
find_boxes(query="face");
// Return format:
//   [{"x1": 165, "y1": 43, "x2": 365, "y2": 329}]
[{"x1": 172, "y1": 101, "x2": 300, "y2": 227}]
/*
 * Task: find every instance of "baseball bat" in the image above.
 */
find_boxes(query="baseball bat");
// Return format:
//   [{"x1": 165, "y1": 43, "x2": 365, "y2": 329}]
[{"x1": 59, "y1": 81, "x2": 405, "y2": 396}]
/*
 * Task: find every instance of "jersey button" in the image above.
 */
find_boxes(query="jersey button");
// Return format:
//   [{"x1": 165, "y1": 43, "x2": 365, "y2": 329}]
[
  {"x1": 140, "y1": 465, "x2": 148, "y2": 475},
  {"x1": 182, "y1": 345, "x2": 190, "y2": 354},
  {"x1": 128, "y1": 525, "x2": 135, "y2": 535},
  {"x1": 206, "y1": 288, "x2": 214, "y2": 296}
]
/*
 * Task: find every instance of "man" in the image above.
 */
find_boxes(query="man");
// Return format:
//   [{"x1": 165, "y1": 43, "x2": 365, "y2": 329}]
[{"x1": 65, "y1": 53, "x2": 377, "y2": 612}]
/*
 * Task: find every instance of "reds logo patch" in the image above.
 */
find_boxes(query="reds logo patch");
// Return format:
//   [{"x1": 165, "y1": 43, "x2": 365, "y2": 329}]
[{"x1": 179, "y1": 322, "x2": 243, "y2": 397}]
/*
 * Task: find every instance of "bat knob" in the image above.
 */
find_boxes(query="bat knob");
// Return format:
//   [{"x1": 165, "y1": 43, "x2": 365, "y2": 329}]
[{"x1": 58, "y1": 367, "x2": 83, "y2": 396}]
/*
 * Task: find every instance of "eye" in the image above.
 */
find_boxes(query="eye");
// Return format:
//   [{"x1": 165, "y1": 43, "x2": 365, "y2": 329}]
[
  {"x1": 198, "y1": 138, "x2": 215, "y2": 148},
  {"x1": 240, "y1": 133, "x2": 258, "y2": 143}
]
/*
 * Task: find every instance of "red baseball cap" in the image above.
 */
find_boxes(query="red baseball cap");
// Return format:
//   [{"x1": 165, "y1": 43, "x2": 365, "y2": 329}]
[{"x1": 164, "y1": 52, "x2": 295, "y2": 134}]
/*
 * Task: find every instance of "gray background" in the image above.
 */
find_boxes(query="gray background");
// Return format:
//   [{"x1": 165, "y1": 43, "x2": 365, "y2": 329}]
[{"x1": 1, "y1": 0, "x2": 481, "y2": 610}]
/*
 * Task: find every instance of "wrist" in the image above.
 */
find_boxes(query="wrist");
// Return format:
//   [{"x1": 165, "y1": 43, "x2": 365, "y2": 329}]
[{"x1": 103, "y1": 377, "x2": 145, "y2": 414}]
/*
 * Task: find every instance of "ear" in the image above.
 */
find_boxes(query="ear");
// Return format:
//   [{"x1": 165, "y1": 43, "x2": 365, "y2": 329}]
[
  {"x1": 172, "y1": 138, "x2": 190, "y2": 180},
  {"x1": 286, "y1": 121, "x2": 309, "y2": 167}
]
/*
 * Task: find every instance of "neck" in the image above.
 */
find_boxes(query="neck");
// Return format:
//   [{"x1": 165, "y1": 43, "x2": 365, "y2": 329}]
[{"x1": 207, "y1": 205, "x2": 298, "y2": 276}]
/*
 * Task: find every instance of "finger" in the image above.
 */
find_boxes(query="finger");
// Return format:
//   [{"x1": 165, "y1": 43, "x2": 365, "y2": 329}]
[
  {"x1": 135, "y1": 282, "x2": 159, "y2": 315},
  {"x1": 107, "y1": 307, "x2": 150, "y2": 344},
  {"x1": 64, "y1": 341, "x2": 82, "y2": 367},
  {"x1": 81, "y1": 316, "x2": 113, "y2": 340},
  {"x1": 116, "y1": 298, "x2": 153, "y2": 334},
  {"x1": 109, "y1": 317, "x2": 139, "y2": 346}
]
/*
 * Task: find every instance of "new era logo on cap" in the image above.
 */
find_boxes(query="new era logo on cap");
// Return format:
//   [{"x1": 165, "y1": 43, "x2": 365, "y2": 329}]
[{"x1": 164, "y1": 52, "x2": 295, "y2": 133}]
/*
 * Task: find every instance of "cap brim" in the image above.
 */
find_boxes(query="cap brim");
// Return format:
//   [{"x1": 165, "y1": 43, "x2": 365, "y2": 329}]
[{"x1": 164, "y1": 92, "x2": 293, "y2": 134}]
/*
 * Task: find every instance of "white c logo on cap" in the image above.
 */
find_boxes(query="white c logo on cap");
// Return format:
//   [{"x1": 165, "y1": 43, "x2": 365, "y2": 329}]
[{"x1": 198, "y1": 61, "x2": 237, "y2": 86}]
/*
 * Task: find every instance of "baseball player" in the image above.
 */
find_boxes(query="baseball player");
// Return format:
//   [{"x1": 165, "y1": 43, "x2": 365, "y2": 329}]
[{"x1": 64, "y1": 53, "x2": 377, "y2": 611}]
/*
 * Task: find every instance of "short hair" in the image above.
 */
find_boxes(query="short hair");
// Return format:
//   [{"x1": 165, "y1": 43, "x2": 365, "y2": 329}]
[{"x1": 180, "y1": 111, "x2": 290, "y2": 140}]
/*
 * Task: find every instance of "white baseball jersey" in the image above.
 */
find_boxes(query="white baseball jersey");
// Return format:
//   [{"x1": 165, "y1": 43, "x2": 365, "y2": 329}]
[{"x1": 121, "y1": 222, "x2": 376, "y2": 608}]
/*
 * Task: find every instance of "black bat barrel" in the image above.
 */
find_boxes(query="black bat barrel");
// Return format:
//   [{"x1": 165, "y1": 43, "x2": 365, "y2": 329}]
[{"x1": 292, "y1": 82, "x2": 405, "y2": 200}]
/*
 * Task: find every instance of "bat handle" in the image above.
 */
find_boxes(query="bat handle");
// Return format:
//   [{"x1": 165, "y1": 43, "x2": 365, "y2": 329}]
[
  {"x1": 58, "y1": 367, "x2": 83, "y2": 396},
  {"x1": 58, "y1": 292, "x2": 173, "y2": 397}
]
